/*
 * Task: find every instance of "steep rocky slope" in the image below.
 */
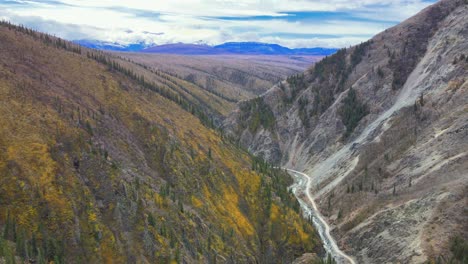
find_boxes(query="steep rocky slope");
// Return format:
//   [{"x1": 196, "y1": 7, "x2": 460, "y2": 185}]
[
  {"x1": 0, "y1": 22, "x2": 323, "y2": 263},
  {"x1": 224, "y1": 0, "x2": 468, "y2": 262}
]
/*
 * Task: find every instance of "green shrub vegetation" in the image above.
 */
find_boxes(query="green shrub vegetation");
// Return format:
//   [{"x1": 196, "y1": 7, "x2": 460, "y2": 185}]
[
  {"x1": 338, "y1": 88, "x2": 369, "y2": 138},
  {"x1": 239, "y1": 98, "x2": 276, "y2": 132}
]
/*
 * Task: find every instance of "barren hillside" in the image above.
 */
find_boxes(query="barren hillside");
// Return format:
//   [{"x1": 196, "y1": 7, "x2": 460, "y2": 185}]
[{"x1": 224, "y1": 0, "x2": 468, "y2": 262}]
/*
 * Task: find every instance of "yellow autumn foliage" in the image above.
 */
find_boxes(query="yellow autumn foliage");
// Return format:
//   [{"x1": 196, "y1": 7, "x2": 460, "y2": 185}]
[
  {"x1": 191, "y1": 196, "x2": 203, "y2": 208},
  {"x1": 270, "y1": 203, "x2": 280, "y2": 221},
  {"x1": 220, "y1": 186, "x2": 254, "y2": 236},
  {"x1": 0, "y1": 24, "x2": 320, "y2": 263}
]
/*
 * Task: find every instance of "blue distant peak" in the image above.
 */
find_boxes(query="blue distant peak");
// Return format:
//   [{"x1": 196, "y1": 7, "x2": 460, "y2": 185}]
[
  {"x1": 214, "y1": 42, "x2": 291, "y2": 54},
  {"x1": 75, "y1": 40, "x2": 338, "y2": 55},
  {"x1": 73, "y1": 40, "x2": 153, "y2": 52}
]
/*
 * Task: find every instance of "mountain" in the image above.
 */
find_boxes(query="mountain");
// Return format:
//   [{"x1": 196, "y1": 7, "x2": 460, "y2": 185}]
[
  {"x1": 76, "y1": 40, "x2": 338, "y2": 55},
  {"x1": 224, "y1": 0, "x2": 468, "y2": 263},
  {"x1": 213, "y1": 42, "x2": 291, "y2": 55},
  {"x1": 214, "y1": 42, "x2": 338, "y2": 56},
  {"x1": 293, "y1": 47, "x2": 339, "y2": 56},
  {"x1": 142, "y1": 43, "x2": 222, "y2": 55},
  {"x1": 0, "y1": 22, "x2": 323, "y2": 263},
  {"x1": 74, "y1": 39, "x2": 152, "y2": 52},
  {"x1": 141, "y1": 42, "x2": 338, "y2": 56}
]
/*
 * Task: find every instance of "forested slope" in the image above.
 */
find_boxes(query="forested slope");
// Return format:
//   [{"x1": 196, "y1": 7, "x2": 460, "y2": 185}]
[{"x1": 0, "y1": 22, "x2": 322, "y2": 263}]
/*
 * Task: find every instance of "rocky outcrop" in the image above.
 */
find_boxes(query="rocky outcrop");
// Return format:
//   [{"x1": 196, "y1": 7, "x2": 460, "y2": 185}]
[{"x1": 224, "y1": 0, "x2": 468, "y2": 262}]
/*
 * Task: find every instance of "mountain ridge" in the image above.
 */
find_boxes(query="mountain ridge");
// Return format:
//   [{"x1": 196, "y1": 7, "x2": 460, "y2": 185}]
[
  {"x1": 224, "y1": 0, "x2": 468, "y2": 262},
  {"x1": 0, "y1": 21, "x2": 323, "y2": 263},
  {"x1": 73, "y1": 39, "x2": 150, "y2": 52},
  {"x1": 75, "y1": 39, "x2": 338, "y2": 55}
]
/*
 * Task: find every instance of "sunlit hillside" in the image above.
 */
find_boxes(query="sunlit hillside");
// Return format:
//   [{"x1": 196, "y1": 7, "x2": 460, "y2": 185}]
[
  {"x1": 0, "y1": 22, "x2": 322, "y2": 263},
  {"x1": 117, "y1": 53, "x2": 322, "y2": 103}
]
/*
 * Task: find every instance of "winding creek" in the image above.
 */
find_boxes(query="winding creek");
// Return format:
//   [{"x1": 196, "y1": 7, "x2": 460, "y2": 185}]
[
  {"x1": 283, "y1": 59, "x2": 429, "y2": 264},
  {"x1": 287, "y1": 169, "x2": 355, "y2": 264}
]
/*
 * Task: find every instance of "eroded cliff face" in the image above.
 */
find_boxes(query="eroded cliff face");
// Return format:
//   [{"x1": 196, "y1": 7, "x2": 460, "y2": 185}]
[{"x1": 224, "y1": 0, "x2": 468, "y2": 262}]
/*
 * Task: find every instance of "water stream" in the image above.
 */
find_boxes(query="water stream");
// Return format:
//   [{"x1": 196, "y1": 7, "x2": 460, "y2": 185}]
[{"x1": 287, "y1": 169, "x2": 355, "y2": 264}]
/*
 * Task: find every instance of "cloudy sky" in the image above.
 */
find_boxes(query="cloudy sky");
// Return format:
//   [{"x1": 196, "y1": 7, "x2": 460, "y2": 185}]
[{"x1": 0, "y1": 0, "x2": 437, "y2": 48}]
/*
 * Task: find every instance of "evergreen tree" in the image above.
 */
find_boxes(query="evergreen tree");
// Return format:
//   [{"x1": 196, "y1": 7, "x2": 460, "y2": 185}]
[{"x1": 338, "y1": 88, "x2": 368, "y2": 138}]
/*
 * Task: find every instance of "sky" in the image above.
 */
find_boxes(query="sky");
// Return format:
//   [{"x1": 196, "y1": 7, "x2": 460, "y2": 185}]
[{"x1": 0, "y1": 0, "x2": 437, "y2": 48}]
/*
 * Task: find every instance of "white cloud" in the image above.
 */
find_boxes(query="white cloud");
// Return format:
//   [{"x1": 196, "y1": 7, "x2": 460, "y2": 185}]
[{"x1": 0, "y1": 0, "x2": 436, "y2": 48}]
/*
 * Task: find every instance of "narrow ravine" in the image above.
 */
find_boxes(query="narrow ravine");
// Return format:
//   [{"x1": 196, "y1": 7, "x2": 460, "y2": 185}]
[
  {"x1": 287, "y1": 169, "x2": 355, "y2": 264},
  {"x1": 283, "y1": 54, "x2": 432, "y2": 263},
  {"x1": 301, "y1": 55, "x2": 432, "y2": 198}
]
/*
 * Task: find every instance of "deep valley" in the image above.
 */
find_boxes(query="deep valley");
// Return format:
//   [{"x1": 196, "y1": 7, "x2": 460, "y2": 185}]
[{"x1": 0, "y1": 0, "x2": 467, "y2": 263}]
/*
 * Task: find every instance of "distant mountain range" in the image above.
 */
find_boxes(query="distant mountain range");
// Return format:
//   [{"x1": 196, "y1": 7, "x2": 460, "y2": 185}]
[
  {"x1": 213, "y1": 42, "x2": 337, "y2": 56},
  {"x1": 74, "y1": 40, "x2": 338, "y2": 56},
  {"x1": 73, "y1": 40, "x2": 150, "y2": 52}
]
